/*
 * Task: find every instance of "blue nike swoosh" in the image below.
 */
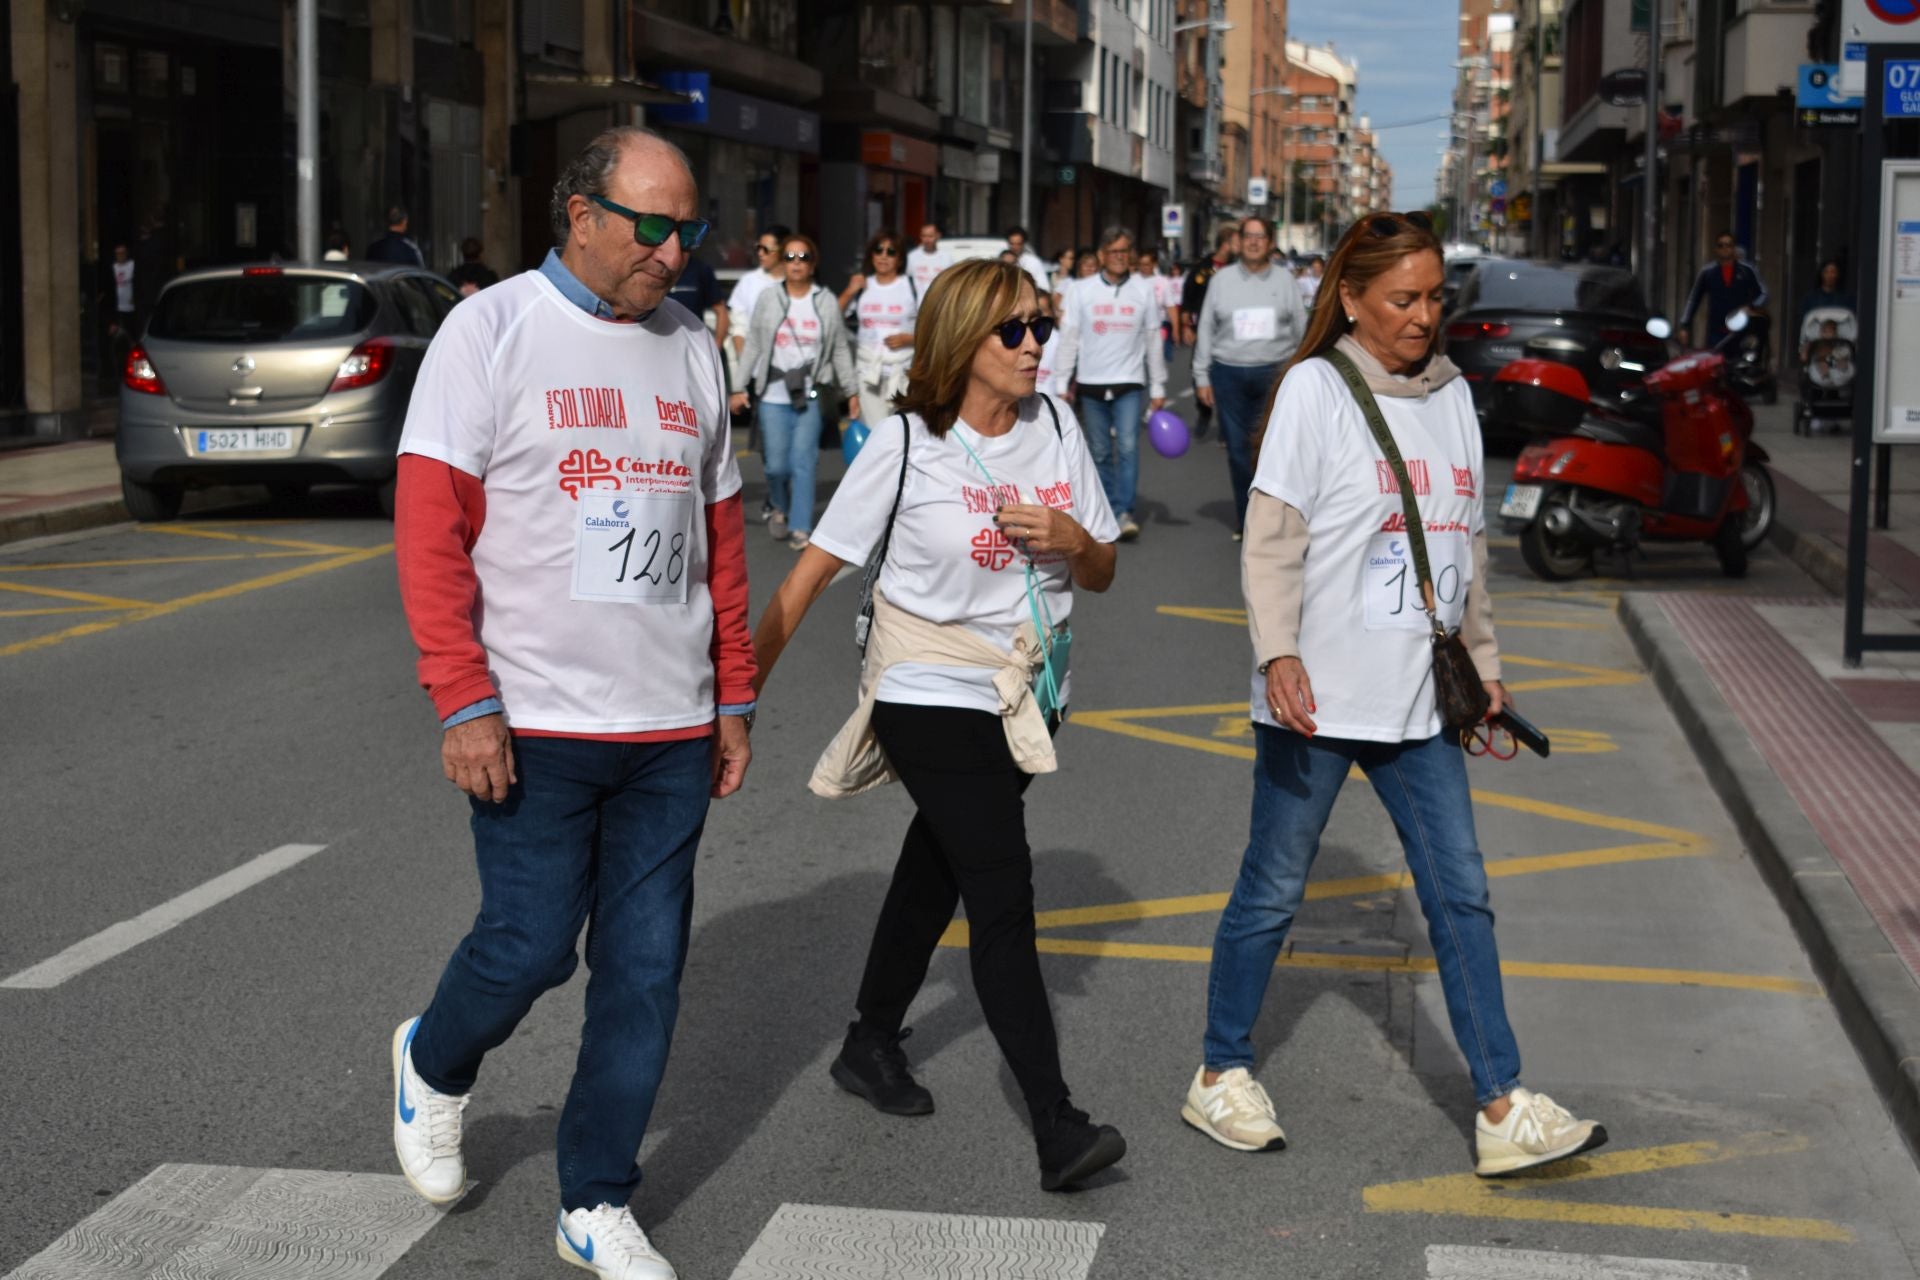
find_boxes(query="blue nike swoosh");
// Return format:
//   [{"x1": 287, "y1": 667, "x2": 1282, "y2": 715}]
[
  {"x1": 559, "y1": 1215, "x2": 594, "y2": 1263},
  {"x1": 397, "y1": 1020, "x2": 418, "y2": 1125}
]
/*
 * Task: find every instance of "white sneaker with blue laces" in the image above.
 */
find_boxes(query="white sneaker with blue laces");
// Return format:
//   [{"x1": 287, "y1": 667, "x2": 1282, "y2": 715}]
[
  {"x1": 557, "y1": 1205, "x2": 677, "y2": 1280},
  {"x1": 390, "y1": 1016, "x2": 469, "y2": 1204}
]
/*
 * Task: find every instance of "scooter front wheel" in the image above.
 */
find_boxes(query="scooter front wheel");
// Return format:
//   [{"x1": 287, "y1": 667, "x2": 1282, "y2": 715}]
[
  {"x1": 1519, "y1": 490, "x2": 1594, "y2": 581},
  {"x1": 1736, "y1": 461, "x2": 1775, "y2": 552}
]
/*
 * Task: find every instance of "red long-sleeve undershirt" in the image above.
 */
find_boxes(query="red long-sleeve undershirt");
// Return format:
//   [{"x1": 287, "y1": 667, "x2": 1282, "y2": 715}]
[{"x1": 393, "y1": 452, "x2": 757, "y2": 742}]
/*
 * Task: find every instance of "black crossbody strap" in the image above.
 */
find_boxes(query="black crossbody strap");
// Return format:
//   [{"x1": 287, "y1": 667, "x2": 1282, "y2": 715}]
[
  {"x1": 874, "y1": 412, "x2": 910, "y2": 567},
  {"x1": 1324, "y1": 349, "x2": 1439, "y2": 622},
  {"x1": 1039, "y1": 393, "x2": 1063, "y2": 439}
]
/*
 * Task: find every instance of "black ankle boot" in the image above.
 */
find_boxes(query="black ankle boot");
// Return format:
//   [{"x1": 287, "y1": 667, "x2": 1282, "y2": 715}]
[
  {"x1": 830, "y1": 1022, "x2": 935, "y2": 1116},
  {"x1": 1033, "y1": 1100, "x2": 1126, "y2": 1191}
]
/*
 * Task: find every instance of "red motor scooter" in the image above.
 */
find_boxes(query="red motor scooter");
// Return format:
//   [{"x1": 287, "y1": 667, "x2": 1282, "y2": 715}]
[{"x1": 1492, "y1": 320, "x2": 1775, "y2": 581}]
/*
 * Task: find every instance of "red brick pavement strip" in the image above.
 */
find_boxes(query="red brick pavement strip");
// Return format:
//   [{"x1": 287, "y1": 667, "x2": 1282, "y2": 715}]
[
  {"x1": 1834, "y1": 679, "x2": 1920, "y2": 724},
  {"x1": 1661, "y1": 594, "x2": 1920, "y2": 982}
]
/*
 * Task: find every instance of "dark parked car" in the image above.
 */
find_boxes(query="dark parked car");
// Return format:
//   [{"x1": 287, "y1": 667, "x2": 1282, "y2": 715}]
[
  {"x1": 116, "y1": 262, "x2": 463, "y2": 520},
  {"x1": 1443, "y1": 259, "x2": 1668, "y2": 445}
]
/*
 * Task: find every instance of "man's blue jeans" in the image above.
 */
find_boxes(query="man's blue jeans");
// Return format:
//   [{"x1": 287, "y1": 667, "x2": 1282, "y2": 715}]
[
  {"x1": 759, "y1": 397, "x2": 822, "y2": 535},
  {"x1": 1209, "y1": 361, "x2": 1282, "y2": 532},
  {"x1": 1203, "y1": 725, "x2": 1522, "y2": 1106},
  {"x1": 1077, "y1": 388, "x2": 1144, "y2": 516},
  {"x1": 411, "y1": 735, "x2": 712, "y2": 1211}
]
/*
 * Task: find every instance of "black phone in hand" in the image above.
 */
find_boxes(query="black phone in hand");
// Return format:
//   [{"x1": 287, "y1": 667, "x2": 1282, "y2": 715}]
[{"x1": 1494, "y1": 707, "x2": 1550, "y2": 758}]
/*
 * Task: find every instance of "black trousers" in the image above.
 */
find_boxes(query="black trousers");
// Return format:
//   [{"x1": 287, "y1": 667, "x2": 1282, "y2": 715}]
[{"x1": 857, "y1": 701, "x2": 1069, "y2": 1124}]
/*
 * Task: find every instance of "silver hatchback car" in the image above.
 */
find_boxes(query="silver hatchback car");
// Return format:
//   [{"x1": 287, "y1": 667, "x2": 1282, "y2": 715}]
[{"x1": 115, "y1": 262, "x2": 463, "y2": 520}]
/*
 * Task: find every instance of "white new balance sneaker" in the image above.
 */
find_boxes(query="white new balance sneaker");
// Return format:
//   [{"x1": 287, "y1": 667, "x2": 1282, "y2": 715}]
[
  {"x1": 390, "y1": 1017, "x2": 469, "y2": 1204},
  {"x1": 1474, "y1": 1086, "x2": 1607, "y2": 1176},
  {"x1": 1181, "y1": 1066, "x2": 1288, "y2": 1152},
  {"x1": 557, "y1": 1205, "x2": 677, "y2": 1280}
]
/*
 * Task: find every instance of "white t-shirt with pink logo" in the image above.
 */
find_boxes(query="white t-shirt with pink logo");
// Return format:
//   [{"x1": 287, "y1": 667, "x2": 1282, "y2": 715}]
[
  {"x1": 810, "y1": 395, "x2": 1119, "y2": 712},
  {"x1": 1247, "y1": 357, "x2": 1485, "y2": 743},
  {"x1": 906, "y1": 246, "x2": 952, "y2": 291},
  {"x1": 396, "y1": 271, "x2": 742, "y2": 734},
  {"x1": 764, "y1": 285, "x2": 825, "y2": 405},
  {"x1": 855, "y1": 276, "x2": 918, "y2": 353}
]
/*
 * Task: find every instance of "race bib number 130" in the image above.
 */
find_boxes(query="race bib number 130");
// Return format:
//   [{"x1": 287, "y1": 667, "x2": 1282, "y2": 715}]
[
  {"x1": 572, "y1": 490, "x2": 693, "y2": 605},
  {"x1": 1363, "y1": 531, "x2": 1469, "y2": 632}
]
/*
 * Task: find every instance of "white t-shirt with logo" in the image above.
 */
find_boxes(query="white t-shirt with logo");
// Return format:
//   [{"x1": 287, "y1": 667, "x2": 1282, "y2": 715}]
[
  {"x1": 763, "y1": 286, "x2": 825, "y2": 405},
  {"x1": 113, "y1": 260, "x2": 136, "y2": 312},
  {"x1": 855, "y1": 276, "x2": 918, "y2": 353},
  {"x1": 810, "y1": 395, "x2": 1120, "y2": 712},
  {"x1": 727, "y1": 268, "x2": 779, "y2": 331},
  {"x1": 397, "y1": 271, "x2": 741, "y2": 734},
  {"x1": 907, "y1": 246, "x2": 953, "y2": 291},
  {"x1": 1247, "y1": 357, "x2": 1485, "y2": 743},
  {"x1": 1059, "y1": 272, "x2": 1165, "y2": 391}
]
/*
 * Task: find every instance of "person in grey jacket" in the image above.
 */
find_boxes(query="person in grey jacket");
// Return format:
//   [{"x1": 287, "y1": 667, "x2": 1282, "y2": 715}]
[
  {"x1": 730, "y1": 233, "x2": 859, "y2": 548},
  {"x1": 1193, "y1": 216, "x2": 1308, "y2": 538}
]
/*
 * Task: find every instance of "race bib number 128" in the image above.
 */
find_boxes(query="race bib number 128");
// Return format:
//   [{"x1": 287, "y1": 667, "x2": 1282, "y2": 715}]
[
  {"x1": 1363, "y1": 530, "x2": 1469, "y2": 632},
  {"x1": 571, "y1": 490, "x2": 693, "y2": 605}
]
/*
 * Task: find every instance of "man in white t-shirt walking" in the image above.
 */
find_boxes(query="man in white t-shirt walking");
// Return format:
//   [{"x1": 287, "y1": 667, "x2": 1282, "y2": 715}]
[
  {"x1": 389, "y1": 125, "x2": 756, "y2": 1280},
  {"x1": 907, "y1": 223, "x2": 952, "y2": 291}
]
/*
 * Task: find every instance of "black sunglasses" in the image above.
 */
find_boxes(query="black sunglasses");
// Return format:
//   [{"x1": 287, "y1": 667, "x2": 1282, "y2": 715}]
[
  {"x1": 995, "y1": 316, "x2": 1056, "y2": 349},
  {"x1": 1367, "y1": 210, "x2": 1435, "y2": 239},
  {"x1": 873, "y1": 245, "x2": 900, "y2": 256},
  {"x1": 587, "y1": 195, "x2": 710, "y2": 250},
  {"x1": 784, "y1": 251, "x2": 814, "y2": 263}
]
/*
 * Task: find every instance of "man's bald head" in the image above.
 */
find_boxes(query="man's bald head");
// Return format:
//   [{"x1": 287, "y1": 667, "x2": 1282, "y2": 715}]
[{"x1": 550, "y1": 125, "x2": 695, "y2": 246}]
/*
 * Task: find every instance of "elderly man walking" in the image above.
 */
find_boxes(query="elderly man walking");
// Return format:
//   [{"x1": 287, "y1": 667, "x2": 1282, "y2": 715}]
[{"x1": 389, "y1": 125, "x2": 755, "y2": 1280}]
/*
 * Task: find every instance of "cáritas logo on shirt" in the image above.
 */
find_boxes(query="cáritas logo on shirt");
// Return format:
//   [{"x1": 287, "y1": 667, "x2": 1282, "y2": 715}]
[{"x1": 558, "y1": 448, "x2": 694, "y2": 499}]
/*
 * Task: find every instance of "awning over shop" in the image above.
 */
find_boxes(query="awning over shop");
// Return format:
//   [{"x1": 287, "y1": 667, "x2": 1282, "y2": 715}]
[{"x1": 523, "y1": 73, "x2": 689, "y2": 122}]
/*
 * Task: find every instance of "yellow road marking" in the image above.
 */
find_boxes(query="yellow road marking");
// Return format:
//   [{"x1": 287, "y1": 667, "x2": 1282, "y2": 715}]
[
  {"x1": 1157, "y1": 604, "x2": 1249, "y2": 626},
  {"x1": 0, "y1": 580, "x2": 156, "y2": 609},
  {"x1": 140, "y1": 524, "x2": 357, "y2": 554},
  {"x1": 0, "y1": 551, "x2": 331, "y2": 572},
  {"x1": 1494, "y1": 617, "x2": 1607, "y2": 631},
  {"x1": 1499, "y1": 653, "x2": 1642, "y2": 693},
  {"x1": 1364, "y1": 1132, "x2": 1851, "y2": 1242},
  {"x1": 1543, "y1": 728, "x2": 1618, "y2": 754},
  {"x1": 0, "y1": 543, "x2": 393, "y2": 659},
  {"x1": 0, "y1": 604, "x2": 131, "y2": 618}
]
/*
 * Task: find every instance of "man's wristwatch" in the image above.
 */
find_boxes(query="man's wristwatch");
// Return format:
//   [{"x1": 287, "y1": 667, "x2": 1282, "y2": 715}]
[{"x1": 740, "y1": 710, "x2": 755, "y2": 732}]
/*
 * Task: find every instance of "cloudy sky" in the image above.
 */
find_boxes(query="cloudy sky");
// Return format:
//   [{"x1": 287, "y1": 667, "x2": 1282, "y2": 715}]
[{"x1": 1287, "y1": 0, "x2": 1460, "y2": 211}]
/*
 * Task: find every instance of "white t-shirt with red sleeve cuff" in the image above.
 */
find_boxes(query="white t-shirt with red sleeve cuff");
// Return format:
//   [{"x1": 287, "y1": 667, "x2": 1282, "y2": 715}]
[{"x1": 395, "y1": 269, "x2": 751, "y2": 736}]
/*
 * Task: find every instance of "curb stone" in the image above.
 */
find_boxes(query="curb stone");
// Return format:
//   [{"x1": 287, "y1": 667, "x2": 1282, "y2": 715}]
[
  {"x1": 1765, "y1": 508, "x2": 1906, "y2": 602},
  {"x1": 1619, "y1": 592, "x2": 1920, "y2": 1165},
  {"x1": 0, "y1": 487, "x2": 269, "y2": 549}
]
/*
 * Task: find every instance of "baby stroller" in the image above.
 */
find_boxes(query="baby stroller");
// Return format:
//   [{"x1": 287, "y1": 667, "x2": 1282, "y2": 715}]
[{"x1": 1794, "y1": 306, "x2": 1857, "y2": 437}]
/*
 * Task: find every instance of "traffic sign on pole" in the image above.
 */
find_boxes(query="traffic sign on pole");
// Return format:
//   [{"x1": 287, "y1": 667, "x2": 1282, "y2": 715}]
[
  {"x1": 1161, "y1": 203, "x2": 1185, "y2": 240},
  {"x1": 1247, "y1": 177, "x2": 1270, "y2": 206}
]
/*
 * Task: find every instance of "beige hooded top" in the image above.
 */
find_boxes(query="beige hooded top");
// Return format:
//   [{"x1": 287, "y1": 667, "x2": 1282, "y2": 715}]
[{"x1": 1242, "y1": 334, "x2": 1501, "y2": 682}]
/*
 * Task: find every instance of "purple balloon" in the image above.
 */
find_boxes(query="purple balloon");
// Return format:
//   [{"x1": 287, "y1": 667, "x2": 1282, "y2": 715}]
[{"x1": 1147, "y1": 408, "x2": 1190, "y2": 459}]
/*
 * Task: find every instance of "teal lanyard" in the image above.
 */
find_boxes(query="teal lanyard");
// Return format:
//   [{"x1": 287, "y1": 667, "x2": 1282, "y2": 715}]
[{"x1": 953, "y1": 428, "x2": 1060, "y2": 654}]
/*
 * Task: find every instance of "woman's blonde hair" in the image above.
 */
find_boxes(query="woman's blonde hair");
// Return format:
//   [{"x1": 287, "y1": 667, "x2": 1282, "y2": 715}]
[{"x1": 894, "y1": 258, "x2": 1035, "y2": 437}]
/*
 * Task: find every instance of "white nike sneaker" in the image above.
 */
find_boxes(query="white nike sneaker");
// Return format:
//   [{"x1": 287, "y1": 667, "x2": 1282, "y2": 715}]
[
  {"x1": 557, "y1": 1205, "x2": 677, "y2": 1280},
  {"x1": 390, "y1": 1017, "x2": 470, "y2": 1204},
  {"x1": 1181, "y1": 1066, "x2": 1288, "y2": 1152},
  {"x1": 1475, "y1": 1086, "x2": 1607, "y2": 1176}
]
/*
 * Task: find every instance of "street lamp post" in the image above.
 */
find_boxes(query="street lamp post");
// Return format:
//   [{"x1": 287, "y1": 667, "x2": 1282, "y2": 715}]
[
  {"x1": 1251, "y1": 85, "x2": 1294, "y2": 249},
  {"x1": 296, "y1": 0, "x2": 318, "y2": 262},
  {"x1": 1177, "y1": 9, "x2": 1232, "y2": 229},
  {"x1": 1020, "y1": 0, "x2": 1033, "y2": 233}
]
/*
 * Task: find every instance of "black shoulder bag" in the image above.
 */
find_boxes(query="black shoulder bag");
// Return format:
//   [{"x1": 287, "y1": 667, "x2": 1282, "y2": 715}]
[{"x1": 1324, "y1": 349, "x2": 1490, "y2": 734}]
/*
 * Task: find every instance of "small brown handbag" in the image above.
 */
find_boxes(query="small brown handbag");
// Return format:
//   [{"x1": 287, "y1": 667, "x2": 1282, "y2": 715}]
[{"x1": 1325, "y1": 350, "x2": 1491, "y2": 734}]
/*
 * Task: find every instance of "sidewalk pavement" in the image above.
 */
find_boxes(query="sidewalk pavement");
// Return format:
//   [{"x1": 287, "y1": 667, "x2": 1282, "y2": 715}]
[
  {"x1": 1624, "y1": 400, "x2": 1920, "y2": 1164},
  {"x1": 0, "y1": 439, "x2": 252, "y2": 544}
]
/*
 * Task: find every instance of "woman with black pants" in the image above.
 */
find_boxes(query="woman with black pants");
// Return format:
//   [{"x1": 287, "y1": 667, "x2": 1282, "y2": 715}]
[{"x1": 752, "y1": 258, "x2": 1126, "y2": 1191}]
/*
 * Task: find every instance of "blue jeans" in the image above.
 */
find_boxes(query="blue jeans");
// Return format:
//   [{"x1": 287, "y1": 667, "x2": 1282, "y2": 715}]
[
  {"x1": 1077, "y1": 387, "x2": 1144, "y2": 516},
  {"x1": 1203, "y1": 725, "x2": 1522, "y2": 1106},
  {"x1": 1209, "y1": 361, "x2": 1282, "y2": 532},
  {"x1": 411, "y1": 735, "x2": 712, "y2": 1211},
  {"x1": 758, "y1": 397, "x2": 822, "y2": 535}
]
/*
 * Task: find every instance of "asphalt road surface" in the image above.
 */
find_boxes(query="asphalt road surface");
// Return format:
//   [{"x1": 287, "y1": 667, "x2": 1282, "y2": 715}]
[{"x1": 5, "y1": 373, "x2": 1920, "y2": 1279}]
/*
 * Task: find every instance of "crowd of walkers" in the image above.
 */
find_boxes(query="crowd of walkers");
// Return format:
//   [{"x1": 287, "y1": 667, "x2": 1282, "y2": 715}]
[{"x1": 386, "y1": 124, "x2": 1604, "y2": 1280}]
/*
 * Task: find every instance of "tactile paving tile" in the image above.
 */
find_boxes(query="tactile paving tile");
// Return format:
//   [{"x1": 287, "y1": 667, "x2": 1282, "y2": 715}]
[
  {"x1": 1426, "y1": 1244, "x2": 1750, "y2": 1279},
  {"x1": 2, "y1": 1164, "x2": 445, "y2": 1280},
  {"x1": 728, "y1": 1202, "x2": 1103, "y2": 1280}
]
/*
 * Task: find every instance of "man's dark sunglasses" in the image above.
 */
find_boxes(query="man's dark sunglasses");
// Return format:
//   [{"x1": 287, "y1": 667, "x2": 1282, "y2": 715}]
[
  {"x1": 996, "y1": 316, "x2": 1056, "y2": 349},
  {"x1": 587, "y1": 195, "x2": 711, "y2": 250},
  {"x1": 1367, "y1": 209, "x2": 1436, "y2": 239}
]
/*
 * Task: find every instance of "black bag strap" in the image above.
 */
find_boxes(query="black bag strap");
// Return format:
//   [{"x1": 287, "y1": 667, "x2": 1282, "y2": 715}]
[
  {"x1": 1039, "y1": 392, "x2": 1063, "y2": 440},
  {"x1": 1324, "y1": 348, "x2": 1440, "y2": 626},
  {"x1": 863, "y1": 413, "x2": 911, "y2": 589}
]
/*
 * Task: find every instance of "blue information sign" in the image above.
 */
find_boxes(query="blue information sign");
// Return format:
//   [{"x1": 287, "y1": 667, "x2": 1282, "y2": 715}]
[
  {"x1": 1888, "y1": 61, "x2": 1920, "y2": 117},
  {"x1": 1798, "y1": 64, "x2": 1863, "y2": 109}
]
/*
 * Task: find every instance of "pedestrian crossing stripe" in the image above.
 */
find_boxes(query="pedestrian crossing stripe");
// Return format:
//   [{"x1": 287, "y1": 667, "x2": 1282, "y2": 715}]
[
  {"x1": 728, "y1": 1203, "x2": 1103, "y2": 1279},
  {"x1": 1426, "y1": 1244, "x2": 1750, "y2": 1278}
]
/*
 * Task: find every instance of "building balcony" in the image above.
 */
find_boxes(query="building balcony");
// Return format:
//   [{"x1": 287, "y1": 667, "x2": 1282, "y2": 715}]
[
  {"x1": 626, "y1": 7, "x2": 822, "y2": 104},
  {"x1": 1719, "y1": 1, "x2": 1815, "y2": 108},
  {"x1": 978, "y1": 0, "x2": 1082, "y2": 46}
]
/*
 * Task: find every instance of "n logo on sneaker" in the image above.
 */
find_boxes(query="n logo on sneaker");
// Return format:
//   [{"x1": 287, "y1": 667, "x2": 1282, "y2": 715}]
[
  {"x1": 397, "y1": 1020, "x2": 419, "y2": 1124},
  {"x1": 559, "y1": 1217, "x2": 594, "y2": 1263}
]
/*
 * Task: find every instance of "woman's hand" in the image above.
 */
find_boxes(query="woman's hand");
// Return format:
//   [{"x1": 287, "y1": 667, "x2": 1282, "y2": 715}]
[
  {"x1": 846, "y1": 394, "x2": 862, "y2": 422},
  {"x1": 883, "y1": 333, "x2": 913, "y2": 350},
  {"x1": 1265, "y1": 658, "x2": 1318, "y2": 737},
  {"x1": 1482, "y1": 679, "x2": 1510, "y2": 720},
  {"x1": 1195, "y1": 385, "x2": 1215, "y2": 408},
  {"x1": 729, "y1": 391, "x2": 750, "y2": 414},
  {"x1": 994, "y1": 502, "x2": 1087, "y2": 558}
]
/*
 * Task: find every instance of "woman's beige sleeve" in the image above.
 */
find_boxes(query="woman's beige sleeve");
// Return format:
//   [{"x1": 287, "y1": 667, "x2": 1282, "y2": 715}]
[
  {"x1": 1242, "y1": 491, "x2": 1310, "y2": 665},
  {"x1": 1461, "y1": 527, "x2": 1502, "y2": 681}
]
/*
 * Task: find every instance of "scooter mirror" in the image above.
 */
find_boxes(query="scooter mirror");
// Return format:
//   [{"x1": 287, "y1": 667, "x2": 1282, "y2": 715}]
[
  {"x1": 1726, "y1": 310, "x2": 1750, "y2": 333},
  {"x1": 1645, "y1": 317, "x2": 1673, "y2": 340}
]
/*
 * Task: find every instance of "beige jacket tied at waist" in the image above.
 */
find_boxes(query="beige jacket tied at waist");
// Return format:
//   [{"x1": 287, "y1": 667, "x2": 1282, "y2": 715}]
[{"x1": 809, "y1": 590, "x2": 1058, "y2": 799}]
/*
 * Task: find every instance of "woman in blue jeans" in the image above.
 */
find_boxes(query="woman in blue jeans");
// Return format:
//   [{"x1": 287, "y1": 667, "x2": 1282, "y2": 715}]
[
  {"x1": 1182, "y1": 211, "x2": 1606, "y2": 1177},
  {"x1": 732, "y1": 233, "x2": 859, "y2": 549}
]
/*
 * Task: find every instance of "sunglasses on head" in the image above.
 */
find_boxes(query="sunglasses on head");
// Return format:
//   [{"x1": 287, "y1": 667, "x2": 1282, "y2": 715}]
[
  {"x1": 995, "y1": 316, "x2": 1056, "y2": 349},
  {"x1": 784, "y1": 251, "x2": 814, "y2": 262},
  {"x1": 586, "y1": 195, "x2": 710, "y2": 250},
  {"x1": 1366, "y1": 210, "x2": 1435, "y2": 239}
]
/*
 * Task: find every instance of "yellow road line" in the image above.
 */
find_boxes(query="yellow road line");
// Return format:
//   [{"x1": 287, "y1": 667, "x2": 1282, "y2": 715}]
[
  {"x1": 1493, "y1": 617, "x2": 1607, "y2": 631},
  {"x1": 140, "y1": 523, "x2": 358, "y2": 553},
  {"x1": 1156, "y1": 605, "x2": 1249, "y2": 626},
  {"x1": 0, "y1": 580, "x2": 156, "y2": 608},
  {"x1": 0, "y1": 543, "x2": 393, "y2": 659},
  {"x1": 0, "y1": 551, "x2": 330, "y2": 572},
  {"x1": 1364, "y1": 1132, "x2": 1851, "y2": 1242},
  {"x1": 0, "y1": 604, "x2": 132, "y2": 618}
]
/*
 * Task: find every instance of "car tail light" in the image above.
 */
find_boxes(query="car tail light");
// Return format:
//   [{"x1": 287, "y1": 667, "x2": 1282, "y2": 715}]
[
  {"x1": 124, "y1": 345, "x2": 167, "y2": 395},
  {"x1": 243, "y1": 266, "x2": 283, "y2": 277},
  {"x1": 328, "y1": 339, "x2": 394, "y2": 393},
  {"x1": 1447, "y1": 321, "x2": 1511, "y2": 341}
]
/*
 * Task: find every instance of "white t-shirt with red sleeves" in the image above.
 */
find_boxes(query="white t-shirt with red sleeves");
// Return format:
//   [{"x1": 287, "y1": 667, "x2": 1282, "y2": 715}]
[
  {"x1": 763, "y1": 285, "x2": 825, "y2": 405},
  {"x1": 810, "y1": 395, "x2": 1120, "y2": 713},
  {"x1": 1246, "y1": 357, "x2": 1485, "y2": 743},
  {"x1": 855, "y1": 276, "x2": 918, "y2": 352},
  {"x1": 397, "y1": 270, "x2": 742, "y2": 734}
]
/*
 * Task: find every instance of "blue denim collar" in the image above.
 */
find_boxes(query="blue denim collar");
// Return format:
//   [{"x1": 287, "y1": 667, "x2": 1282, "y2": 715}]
[{"x1": 540, "y1": 249, "x2": 650, "y2": 322}]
